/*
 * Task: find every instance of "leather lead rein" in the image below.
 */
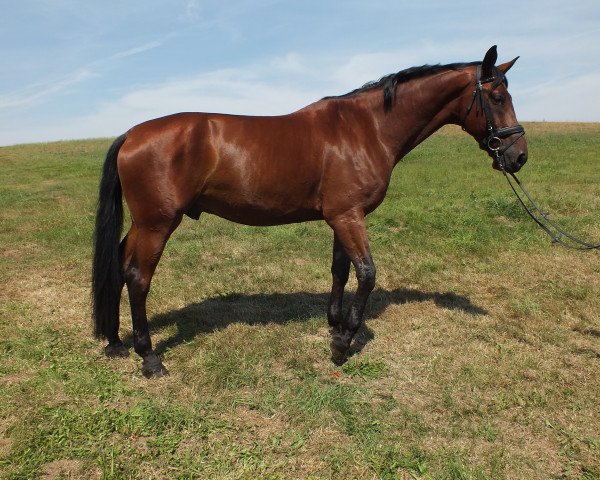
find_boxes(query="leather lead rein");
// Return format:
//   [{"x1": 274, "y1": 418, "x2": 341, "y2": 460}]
[{"x1": 501, "y1": 169, "x2": 600, "y2": 251}]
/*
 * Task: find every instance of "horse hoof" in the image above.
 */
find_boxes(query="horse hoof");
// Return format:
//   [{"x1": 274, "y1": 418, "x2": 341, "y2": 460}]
[
  {"x1": 331, "y1": 353, "x2": 348, "y2": 366},
  {"x1": 141, "y1": 356, "x2": 169, "y2": 379},
  {"x1": 105, "y1": 343, "x2": 130, "y2": 358},
  {"x1": 330, "y1": 340, "x2": 349, "y2": 366},
  {"x1": 142, "y1": 365, "x2": 169, "y2": 379}
]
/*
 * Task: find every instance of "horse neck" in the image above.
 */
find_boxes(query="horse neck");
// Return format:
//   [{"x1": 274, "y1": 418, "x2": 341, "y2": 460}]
[{"x1": 370, "y1": 70, "x2": 472, "y2": 164}]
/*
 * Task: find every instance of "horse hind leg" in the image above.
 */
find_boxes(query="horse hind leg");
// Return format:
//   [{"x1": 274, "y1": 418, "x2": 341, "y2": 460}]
[
  {"x1": 102, "y1": 233, "x2": 133, "y2": 358},
  {"x1": 123, "y1": 217, "x2": 181, "y2": 378}
]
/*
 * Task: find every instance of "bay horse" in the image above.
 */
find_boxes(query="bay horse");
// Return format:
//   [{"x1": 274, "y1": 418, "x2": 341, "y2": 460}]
[{"x1": 92, "y1": 46, "x2": 528, "y2": 378}]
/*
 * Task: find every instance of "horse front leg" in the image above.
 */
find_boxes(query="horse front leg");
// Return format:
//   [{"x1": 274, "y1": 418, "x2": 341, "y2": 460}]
[
  {"x1": 327, "y1": 211, "x2": 376, "y2": 365},
  {"x1": 327, "y1": 234, "x2": 351, "y2": 329}
]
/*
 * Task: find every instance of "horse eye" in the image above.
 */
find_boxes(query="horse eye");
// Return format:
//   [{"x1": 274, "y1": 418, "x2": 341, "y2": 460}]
[{"x1": 490, "y1": 92, "x2": 504, "y2": 105}]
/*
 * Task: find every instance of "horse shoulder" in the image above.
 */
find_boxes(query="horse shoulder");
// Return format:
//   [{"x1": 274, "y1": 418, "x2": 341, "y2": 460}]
[{"x1": 315, "y1": 100, "x2": 393, "y2": 214}]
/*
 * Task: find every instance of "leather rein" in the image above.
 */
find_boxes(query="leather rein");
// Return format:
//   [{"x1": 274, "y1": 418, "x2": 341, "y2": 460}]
[{"x1": 463, "y1": 66, "x2": 600, "y2": 251}]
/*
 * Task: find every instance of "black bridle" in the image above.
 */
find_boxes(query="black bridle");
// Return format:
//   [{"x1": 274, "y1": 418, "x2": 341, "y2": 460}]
[
  {"x1": 463, "y1": 65, "x2": 600, "y2": 251},
  {"x1": 462, "y1": 65, "x2": 525, "y2": 170}
]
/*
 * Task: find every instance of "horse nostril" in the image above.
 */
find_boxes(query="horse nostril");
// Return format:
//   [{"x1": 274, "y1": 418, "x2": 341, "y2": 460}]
[{"x1": 517, "y1": 153, "x2": 528, "y2": 167}]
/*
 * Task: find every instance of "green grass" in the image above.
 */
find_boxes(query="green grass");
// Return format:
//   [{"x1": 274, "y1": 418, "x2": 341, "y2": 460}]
[{"x1": 1, "y1": 124, "x2": 599, "y2": 479}]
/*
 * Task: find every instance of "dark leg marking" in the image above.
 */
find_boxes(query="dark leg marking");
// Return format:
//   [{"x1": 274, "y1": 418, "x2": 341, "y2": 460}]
[
  {"x1": 330, "y1": 257, "x2": 376, "y2": 365},
  {"x1": 327, "y1": 234, "x2": 351, "y2": 329}
]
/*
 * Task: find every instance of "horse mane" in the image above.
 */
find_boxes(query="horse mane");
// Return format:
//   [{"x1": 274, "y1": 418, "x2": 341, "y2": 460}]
[{"x1": 326, "y1": 61, "x2": 482, "y2": 111}]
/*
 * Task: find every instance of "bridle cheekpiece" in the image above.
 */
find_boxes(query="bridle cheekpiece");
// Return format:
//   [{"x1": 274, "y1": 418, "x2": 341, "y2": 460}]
[{"x1": 462, "y1": 65, "x2": 525, "y2": 171}]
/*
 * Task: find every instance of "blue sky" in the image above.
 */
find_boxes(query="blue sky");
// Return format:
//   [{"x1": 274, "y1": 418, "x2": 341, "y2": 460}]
[{"x1": 1, "y1": 0, "x2": 599, "y2": 146}]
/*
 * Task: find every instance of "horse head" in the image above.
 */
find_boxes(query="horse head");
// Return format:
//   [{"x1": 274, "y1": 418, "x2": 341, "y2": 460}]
[{"x1": 461, "y1": 46, "x2": 528, "y2": 173}]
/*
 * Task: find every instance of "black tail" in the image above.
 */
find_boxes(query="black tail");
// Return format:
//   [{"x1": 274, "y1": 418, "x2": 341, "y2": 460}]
[{"x1": 92, "y1": 134, "x2": 127, "y2": 339}]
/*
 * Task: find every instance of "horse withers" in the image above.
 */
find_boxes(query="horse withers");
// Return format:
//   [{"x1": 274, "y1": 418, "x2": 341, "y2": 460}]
[{"x1": 92, "y1": 46, "x2": 527, "y2": 377}]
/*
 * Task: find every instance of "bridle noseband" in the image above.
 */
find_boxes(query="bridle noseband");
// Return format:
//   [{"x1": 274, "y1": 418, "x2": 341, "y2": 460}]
[{"x1": 462, "y1": 65, "x2": 525, "y2": 171}]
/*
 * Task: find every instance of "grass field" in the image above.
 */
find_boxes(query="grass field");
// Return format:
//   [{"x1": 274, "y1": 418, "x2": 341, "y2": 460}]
[{"x1": 0, "y1": 123, "x2": 599, "y2": 479}]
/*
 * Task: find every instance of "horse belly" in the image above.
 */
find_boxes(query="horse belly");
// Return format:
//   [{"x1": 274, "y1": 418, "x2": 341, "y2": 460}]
[
  {"x1": 194, "y1": 184, "x2": 323, "y2": 226},
  {"x1": 200, "y1": 201, "x2": 322, "y2": 226}
]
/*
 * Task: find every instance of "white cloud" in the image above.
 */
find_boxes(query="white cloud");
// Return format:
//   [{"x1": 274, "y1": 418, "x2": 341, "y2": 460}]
[
  {"x1": 105, "y1": 40, "x2": 165, "y2": 62},
  {"x1": 0, "y1": 66, "x2": 322, "y2": 145},
  {"x1": 0, "y1": 69, "x2": 94, "y2": 109},
  {"x1": 268, "y1": 53, "x2": 312, "y2": 76},
  {"x1": 2, "y1": 39, "x2": 599, "y2": 146},
  {"x1": 0, "y1": 38, "x2": 167, "y2": 112},
  {"x1": 514, "y1": 71, "x2": 600, "y2": 122},
  {"x1": 184, "y1": 0, "x2": 202, "y2": 21}
]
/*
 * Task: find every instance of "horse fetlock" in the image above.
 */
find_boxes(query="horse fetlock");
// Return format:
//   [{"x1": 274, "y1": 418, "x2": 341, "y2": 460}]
[{"x1": 132, "y1": 327, "x2": 151, "y2": 351}]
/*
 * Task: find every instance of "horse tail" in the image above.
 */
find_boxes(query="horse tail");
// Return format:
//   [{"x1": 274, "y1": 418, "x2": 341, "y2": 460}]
[{"x1": 92, "y1": 134, "x2": 127, "y2": 339}]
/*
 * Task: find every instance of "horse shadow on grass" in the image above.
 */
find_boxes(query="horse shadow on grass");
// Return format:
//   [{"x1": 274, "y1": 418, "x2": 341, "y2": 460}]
[{"x1": 124, "y1": 288, "x2": 488, "y2": 357}]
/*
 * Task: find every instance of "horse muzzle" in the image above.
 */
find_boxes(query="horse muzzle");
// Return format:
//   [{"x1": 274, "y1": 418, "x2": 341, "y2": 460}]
[
  {"x1": 493, "y1": 150, "x2": 527, "y2": 173},
  {"x1": 482, "y1": 125, "x2": 527, "y2": 173}
]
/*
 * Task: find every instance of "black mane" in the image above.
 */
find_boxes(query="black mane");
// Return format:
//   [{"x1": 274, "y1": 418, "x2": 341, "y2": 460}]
[{"x1": 326, "y1": 61, "x2": 481, "y2": 111}]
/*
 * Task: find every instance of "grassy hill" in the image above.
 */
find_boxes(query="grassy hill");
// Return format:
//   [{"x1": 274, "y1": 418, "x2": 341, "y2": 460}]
[{"x1": 1, "y1": 123, "x2": 599, "y2": 479}]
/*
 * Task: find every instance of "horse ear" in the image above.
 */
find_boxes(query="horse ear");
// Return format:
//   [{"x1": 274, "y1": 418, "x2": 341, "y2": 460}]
[
  {"x1": 482, "y1": 45, "x2": 498, "y2": 79},
  {"x1": 498, "y1": 56, "x2": 519, "y2": 75}
]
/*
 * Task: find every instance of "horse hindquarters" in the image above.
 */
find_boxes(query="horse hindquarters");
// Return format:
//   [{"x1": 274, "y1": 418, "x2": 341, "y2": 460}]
[
  {"x1": 117, "y1": 139, "x2": 186, "y2": 377},
  {"x1": 94, "y1": 124, "x2": 188, "y2": 377}
]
